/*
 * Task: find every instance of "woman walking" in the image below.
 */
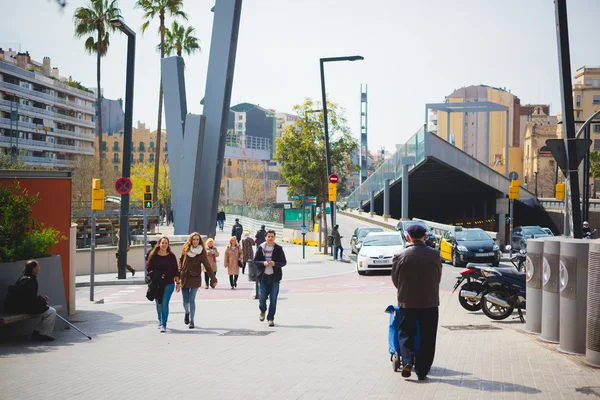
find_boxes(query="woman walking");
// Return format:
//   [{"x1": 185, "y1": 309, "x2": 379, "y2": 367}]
[
  {"x1": 204, "y1": 238, "x2": 219, "y2": 289},
  {"x1": 177, "y1": 232, "x2": 218, "y2": 329},
  {"x1": 241, "y1": 232, "x2": 255, "y2": 275},
  {"x1": 146, "y1": 236, "x2": 179, "y2": 333},
  {"x1": 224, "y1": 236, "x2": 242, "y2": 289}
]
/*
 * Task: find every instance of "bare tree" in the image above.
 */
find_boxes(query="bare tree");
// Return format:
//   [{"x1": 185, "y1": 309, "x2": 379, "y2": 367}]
[
  {"x1": 70, "y1": 156, "x2": 120, "y2": 204},
  {"x1": 238, "y1": 160, "x2": 267, "y2": 205},
  {"x1": 537, "y1": 165, "x2": 562, "y2": 198}
]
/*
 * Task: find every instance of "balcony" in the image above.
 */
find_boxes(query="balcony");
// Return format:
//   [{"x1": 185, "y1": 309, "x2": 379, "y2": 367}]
[
  {"x1": 0, "y1": 117, "x2": 95, "y2": 142},
  {"x1": 0, "y1": 79, "x2": 94, "y2": 114},
  {"x1": 0, "y1": 135, "x2": 95, "y2": 155},
  {"x1": 23, "y1": 155, "x2": 73, "y2": 167},
  {"x1": 0, "y1": 98, "x2": 95, "y2": 128}
]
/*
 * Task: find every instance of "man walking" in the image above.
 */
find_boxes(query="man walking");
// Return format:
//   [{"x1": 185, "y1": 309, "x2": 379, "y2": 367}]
[
  {"x1": 391, "y1": 224, "x2": 442, "y2": 381},
  {"x1": 253, "y1": 230, "x2": 287, "y2": 327},
  {"x1": 255, "y1": 224, "x2": 267, "y2": 246},
  {"x1": 217, "y1": 209, "x2": 226, "y2": 231},
  {"x1": 332, "y1": 224, "x2": 344, "y2": 261},
  {"x1": 232, "y1": 218, "x2": 244, "y2": 242}
]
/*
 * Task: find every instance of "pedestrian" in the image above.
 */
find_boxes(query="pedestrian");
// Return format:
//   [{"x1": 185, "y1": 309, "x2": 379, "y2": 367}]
[
  {"x1": 232, "y1": 218, "x2": 244, "y2": 242},
  {"x1": 146, "y1": 236, "x2": 180, "y2": 333},
  {"x1": 242, "y1": 232, "x2": 255, "y2": 274},
  {"x1": 224, "y1": 236, "x2": 242, "y2": 289},
  {"x1": 204, "y1": 238, "x2": 219, "y2": 289},
  {"x1": 391, "y1": 224, "x2": 442, "y2": 381},
  {"x1": 255, "y1": 224, "x2": 267, "y2": 246},
  {"x1": 145, "y1": 240, "x2": 158, "y2": 262},
  {"x1": 168, "y1": 209, "x2": 174, "y2": 225},
  {"x1": 115, "y1": 229, "x2": 135, "y2": 277},
  {"x1": 253, "y1": 230, "x2": 287, "y2": 327},
  {"x1": 217, "y1": 208, "x2": 226, "y2": 231},
  {"x1": 3, "y1": 260, "x2": 57, "y2": 342},
  {"x1": 332, "y1": 224, "x2": 344, "y2": 261},
  {"x1": 177, "y1": 232, "x2": 218, "y2": 329}
]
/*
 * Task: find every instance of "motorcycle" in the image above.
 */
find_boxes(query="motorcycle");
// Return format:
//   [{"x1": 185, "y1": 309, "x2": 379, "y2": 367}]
[
  {"x1": 452, "y1": 263, "x2": 488, "y2": 311},
  {"x1": 478, "y1": 266, "x2": 527, "y2": 322},
  {"x1": 505, "y1": 245, "x2": 526, "y2": 272},
  {"x1": 583, "y1": 230, "x2": 597, "y2": 240}
]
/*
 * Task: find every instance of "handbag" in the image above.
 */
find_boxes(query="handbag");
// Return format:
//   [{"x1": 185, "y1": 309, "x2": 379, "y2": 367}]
[{"x1": 238, "y1": 260, "x2": 244, "y2": 269}]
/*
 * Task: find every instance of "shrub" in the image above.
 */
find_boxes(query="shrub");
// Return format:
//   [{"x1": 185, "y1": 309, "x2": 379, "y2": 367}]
[{"x1": 0, "y1": 181, "x2": 65, "y2": 263}]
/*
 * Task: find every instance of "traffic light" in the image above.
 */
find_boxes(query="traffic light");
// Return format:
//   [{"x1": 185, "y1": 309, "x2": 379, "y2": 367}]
[
  {"x1": 91, "y1": 179, "x2": 105, "y2": 211},
  {"x1": 143, "y1": 185, "x2": 153, "y2": 209},
  {"x1": 508, "y1": 179, "x2": 520, "y2": 200},
  {"x1": 556, "y1": 183, "x2": 565, "y2": 200}
]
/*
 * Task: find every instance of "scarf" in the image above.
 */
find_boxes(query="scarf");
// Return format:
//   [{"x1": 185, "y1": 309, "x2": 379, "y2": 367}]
[{"x1": 187, "y1": 246, "x2": 204, "y2": 258}]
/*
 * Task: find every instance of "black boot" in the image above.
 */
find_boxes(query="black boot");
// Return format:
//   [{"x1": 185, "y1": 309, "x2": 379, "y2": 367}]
[{"x1": 184, "y1": 313, "x2": 190, "y2": 325}]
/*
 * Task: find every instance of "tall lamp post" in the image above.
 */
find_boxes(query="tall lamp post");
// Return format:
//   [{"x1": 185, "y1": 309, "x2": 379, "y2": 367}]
[
  {"x1": 319, "y1": 55, "x2": 363, "y2": 231},
  {"x1": 111, "y1": 17, "x2": 136, "y2": 279}
]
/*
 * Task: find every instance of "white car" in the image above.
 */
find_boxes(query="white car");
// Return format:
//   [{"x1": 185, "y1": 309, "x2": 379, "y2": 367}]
[{"x1": 356, "y1": 232, "x2": 405, "y2": 275}]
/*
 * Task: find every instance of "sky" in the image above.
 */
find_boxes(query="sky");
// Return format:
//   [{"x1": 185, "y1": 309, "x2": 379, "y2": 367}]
[{"x1": 2, "y1": 0, "x2": 600, "y2": 153}]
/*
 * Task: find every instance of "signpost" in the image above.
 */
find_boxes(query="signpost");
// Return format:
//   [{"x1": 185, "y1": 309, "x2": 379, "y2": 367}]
[
  {"x1": 90, "y1": 179, "x2": 105, "y2": 301},
  {"x1": 143, "y1": 185, "x2": 151, "y2": 272},
  {"x1": 508, "y1": 180, "x2": 520, "y2": 258},
  {"x1": 115, "y1": 177, "x2": 133, "y2": 195}
]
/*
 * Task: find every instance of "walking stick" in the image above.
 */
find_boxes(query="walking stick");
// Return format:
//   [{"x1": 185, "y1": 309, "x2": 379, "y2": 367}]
[{"x1": 56, "y1": 313, "x2": 92, "y2": 340}]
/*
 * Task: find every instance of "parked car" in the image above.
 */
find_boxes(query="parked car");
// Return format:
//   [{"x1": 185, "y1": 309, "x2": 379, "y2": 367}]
[
  {"x1": 356, "y1": 232, "x2": 405, "y2": 275},
  {"x1": 541, "y1": 227, "x2": 554, "y2": 236},
  {"x1": 511, "y1": 226, "x2": 551, "y2": 250},
  {"x1": 440, "y1": 227, "x2": 500, "y2": 268},
  {"x1": 396, "y1": 220, "x2": 437, "y2": 248},
  {"x1": 350, "y1": 227, "x2": 385, "y2": 254}
]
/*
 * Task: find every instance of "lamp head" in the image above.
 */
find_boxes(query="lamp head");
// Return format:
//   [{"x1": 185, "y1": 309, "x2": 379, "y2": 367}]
[
  {"x1": 110, "y1": 18, "x2": 123, "y2": 28},
  {"x1": 347, "y1": 55, "x2": 364, "y2": 61}
]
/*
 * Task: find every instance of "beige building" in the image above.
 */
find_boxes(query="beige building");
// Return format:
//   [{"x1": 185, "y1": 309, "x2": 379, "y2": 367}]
[
  {"x1": 98, "y1": 122, "x2": 168, "y2": 173},
  {"x1": 522, "y1": 107, "x2": 559, "y2": 196}
]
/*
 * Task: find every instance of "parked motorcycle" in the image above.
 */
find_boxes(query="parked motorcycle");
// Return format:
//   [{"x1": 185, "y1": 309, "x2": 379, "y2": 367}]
[
  {"x1": 452, "y1": 263, "x2": 488, "y2": 311},
  {"x1": 478, "y1": 266, "x2": 526, "y2": 322},
  {"x1": 584, "y1": 230, "x2": 597, "y2": 240},
  {"x1": 505, "y1": 245, "x2": 526, "y2": 272}
]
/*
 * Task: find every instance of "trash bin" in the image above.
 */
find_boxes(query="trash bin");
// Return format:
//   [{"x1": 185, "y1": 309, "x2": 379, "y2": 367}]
[
  {"x1": 540, "y1": 238, "x2": 561, "y2": 343},
  {"x1": 525, "y1": 239, "x2": 544, "y2": 335},
  {"x1": 558, "y1": 239, "x2": 589, "y2": 355},
  {"x1": 585, "y1": 240, "x2": 600, "y2": 366}
]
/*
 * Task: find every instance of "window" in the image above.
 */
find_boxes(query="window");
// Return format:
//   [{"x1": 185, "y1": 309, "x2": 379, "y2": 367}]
[
  {"x1": 101, "y1": 152, "x2": 107, "y2": 160},
  {"x1": 586, "y1": 79, "x2": 592, "y2": 86},
  {"x1": 113, "y1": 153, "x2": 119, "y2": 162},
  {"x1": 113, "y1": 141, "x2": 119, "y2": 151},
  {"x1": 149, "y1": 141, "x2": 155, "y2": 149},
  {"x1": 114, "y1": 165, "x2": 119, "y2": 172},
  {"x1": 549, "y1": 160, "x2": 555, "y2": 167},
  {"x1": 138, "y1": 153, "x2": 144, "y2": 162},
  {"x1": 164, "y1": 142, "x2": 168, "y2": 151},
  {"x1": 238, "y1": 115, "x2": 243, "y2": 120},
  {"x1": 594, "y1": 95, "x2": 600, "y2": 105},
  {"x1": 138, "y1": 142, "x2": 145, "y2": 152},
  {"x1": 595, "y1": 124, "x2": 600, "y2": 133},
  {"x1": 131, "y1": 142, "x2": 135, "y2": 152},
  {"x1": 595, "y1": 78, "x2": 599, "y2": 87},
  {"x1": 577, "y1": 95, "x2": 581, "y2": 108},
  {"x1": 102, "y1": 141, "x2": 107, "y2": 151},
  {"x1": 149, "y1": 153, "x2": 154, "y2": 162},
  {"x1": 595, "y1": 140, "x2": 600, "y2": 151},
  {"x1": 237, "y1": 123, "x2": 243, "y2": 130}
]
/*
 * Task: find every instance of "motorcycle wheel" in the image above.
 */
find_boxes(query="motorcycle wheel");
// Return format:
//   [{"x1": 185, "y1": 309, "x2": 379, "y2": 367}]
[
  {"x1": 481, "y1": 288, "x2": 514, "y2": 320},
  {"x1": 458, "y1": 281, "x2": 483, "y2": 311},
  {"x1": 518, "y1": 261, "x2": 525, "y2": 272}
]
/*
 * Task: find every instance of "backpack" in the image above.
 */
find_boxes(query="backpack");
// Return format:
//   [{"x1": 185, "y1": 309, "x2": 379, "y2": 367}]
[{"x1": 3, "y1": 276, "x2": 30, "y2": 314}]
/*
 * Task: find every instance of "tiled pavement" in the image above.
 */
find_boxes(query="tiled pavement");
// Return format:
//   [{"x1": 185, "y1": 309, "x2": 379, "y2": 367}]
[{"x1": 2, "y1": 272, "x2": 599, "y2": 399}]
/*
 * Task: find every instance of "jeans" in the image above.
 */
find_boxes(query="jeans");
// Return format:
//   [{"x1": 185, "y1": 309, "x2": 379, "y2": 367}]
[
  {"x1": 397, "y1": 307, "x2": 439, "y2": 377},
  {"x1": 181, "y1": 287, "x2": 199, "y2": 322},
  {"x1": 259, "y1": 275, "x2": 280, "y2": 321},
  {"x1": 37, "y1": 306, "x2": 57, "y2": 337},
  {"x1": 218, "y1": 220, "x2": 224, "y2": 230},
  {"x1": 155, "y1": 283, "x2": 175, "y2": 327},
  {"x1": 334, "y1": 245, "x2": 344, "y2": 260},
  {"x1": 229, "y1": 274, "x2": 239, "y2": 288}
]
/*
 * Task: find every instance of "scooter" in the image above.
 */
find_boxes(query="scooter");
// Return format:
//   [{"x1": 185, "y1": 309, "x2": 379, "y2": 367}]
[
  {"x1": 452, "y1": 263, "x2": 489, "y2": 311},
  {"x1": 505, "y1": 245, "x2": 526, "y2": 272},
  {"x1": 478, "y1": 266, "x2": 526, "y2": 323}
]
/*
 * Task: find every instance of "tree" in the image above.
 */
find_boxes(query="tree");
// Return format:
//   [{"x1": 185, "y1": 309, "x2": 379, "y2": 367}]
[
  {"x1": 129, "y1": 159, "x2": 171, "y2": 210},
  {"x1": 161, "y1": 20, "x2": 200, "y2": 58},
  {"x1": 73, "y1": 0, "x2": 122, "y2": 175},
  {"x1": 238, "y1": 160, "x2": 267, "y2": 206},
  {"x1": 136, "y1": 0, "x2": 187, "y2": 205},
  {"x1": 538, "y1": 165, "x2": 563, "y2": 198},
  {"x1": 274, "y1": 98, "x2": 358, "y2": 253},
  {"x1": 70, "y1": 155, "x2": 121, "y2": 204}
]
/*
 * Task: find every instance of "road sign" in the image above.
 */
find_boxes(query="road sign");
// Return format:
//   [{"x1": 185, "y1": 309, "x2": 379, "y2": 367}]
[
  {"x1": 328, "y1": 182, "x2": 337, "y2": 201},
  {"x1": 546, "y1": 138, "x2": 591, "y2": 177},
  {"x1": 115, "y1": 177, "x2": 133, "y2": 195},
  {"x1": 291, "y1": 195, "x2": 303, "y2": 200},
  {"x1": 509, "y1": 171, "x2": 519, "y2": 181},
  {"x1": 329, "y1": 174, "x2": 339, "y2": 184},
  {"x1": 301, "y1": 225, "x2": 307, "y2": 234}
]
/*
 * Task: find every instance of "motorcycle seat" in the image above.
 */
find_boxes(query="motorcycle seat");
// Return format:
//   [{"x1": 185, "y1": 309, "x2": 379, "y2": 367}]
[{"x1": 495, "y1": 266, "x2": 526, "y2": 281}]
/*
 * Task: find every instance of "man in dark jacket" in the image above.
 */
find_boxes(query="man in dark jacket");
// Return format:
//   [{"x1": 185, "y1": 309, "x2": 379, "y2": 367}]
[
  {"x1": 232, "y1": 218, "x2": 244, "y2": 242},
  {"x1": 253, "y1": 230, "x2": 287, "y2": 327},
  {"x1": 391, "y1": 224, "x2": 442, "y2": 381},
  {"x1": 255, "y1": 225, "x2": 267, "y2": 246},
  {"x1": 217, "y1": 209, "x2": 226, "y2": 231},
  {"x1": 5, "y1": 260, "x2": 57, "y2": 341}
]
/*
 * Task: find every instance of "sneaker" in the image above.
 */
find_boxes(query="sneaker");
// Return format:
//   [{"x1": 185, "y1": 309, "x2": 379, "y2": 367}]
[
  {"x1": 184, "y1": 313, "x2": 190, "y2": 325},
  {"x1": 268, "y1": 320, "x2": 275, "y2": 327},
  {"x1": 189, "y1": 321, "x2": 195, "y2": 329},
  {"x1": 401, "y1": 364, "x2": 413, "y2": 378},
  {"x1": 160, "y1": 326, "x2": 167, "y2": 333},
  {"x1": 131, "y1": 269, "x2": 136, "y2": 276},
  {"x1": 259, "y1": 312, "x2": 265, "y2": 321}
]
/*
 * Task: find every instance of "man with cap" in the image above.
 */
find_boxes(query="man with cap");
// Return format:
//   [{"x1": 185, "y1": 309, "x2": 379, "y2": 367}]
[
  {"x1": 391, "y1": 223, "x2": 442, "y2": 381},
  {"x1": 232, "y1": 218, "x2": 244, "y2": 242}
]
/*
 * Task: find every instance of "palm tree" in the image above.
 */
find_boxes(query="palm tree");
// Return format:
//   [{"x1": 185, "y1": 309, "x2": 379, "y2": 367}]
[
  {"x1": 73, "y1": 0, "x2": 122, "y2": 175},
  {"x1": 160, "y1": 20, "x2": 200, "y2": 58},
  {"x1": 136, "y1": 0, "x2": 187, "y2": 203}
]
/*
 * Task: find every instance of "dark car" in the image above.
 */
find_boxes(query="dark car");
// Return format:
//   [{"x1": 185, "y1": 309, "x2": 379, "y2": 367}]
[
  {"x1": 440, "y1": 227, "x2": 500, "y2": 267},
  {"x1": 511, "y1": 226, "x2": 551, "y2": 251},
  {"x1": 350, "y1": 227, "x2": 385, "y2": 254},
  {"x1": 396, "y1": 220, "x2": 437, "y2": 248}
]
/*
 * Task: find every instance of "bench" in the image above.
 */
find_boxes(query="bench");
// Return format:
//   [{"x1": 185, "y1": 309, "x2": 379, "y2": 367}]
[{"x1": 0, "y1": 305, "x2": 63, "y2": 326}]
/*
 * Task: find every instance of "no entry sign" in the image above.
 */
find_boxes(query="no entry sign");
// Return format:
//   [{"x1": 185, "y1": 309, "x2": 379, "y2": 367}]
[
  {"x1": 115, "y1": 177, "x2": 133, "y2": 195},
  {"x1": 329, "y1": 174, "x2": 339, "y2": 184}
]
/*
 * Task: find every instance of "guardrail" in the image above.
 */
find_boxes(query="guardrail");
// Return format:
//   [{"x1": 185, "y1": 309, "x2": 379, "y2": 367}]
[{"x1": 539, "y1": 198, "x2": 600, "y2": 210}]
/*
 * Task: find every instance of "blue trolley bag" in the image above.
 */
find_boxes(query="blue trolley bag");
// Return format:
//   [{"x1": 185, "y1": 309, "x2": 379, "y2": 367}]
[{"x1": 385, "y1": 305, "x2": 421, "y2": 372}]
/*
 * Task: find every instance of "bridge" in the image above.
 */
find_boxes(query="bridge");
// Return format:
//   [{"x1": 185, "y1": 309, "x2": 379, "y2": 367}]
[{"x1": 345, "y1": 126, "x2": 557, "y2": 245}]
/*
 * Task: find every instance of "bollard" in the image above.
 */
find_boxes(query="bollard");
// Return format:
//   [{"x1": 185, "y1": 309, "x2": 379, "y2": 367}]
[
  {"x1": 558, "y1": 239, "x2": 589, "y2": 355},
  {"x1": 585, "y1": 240, "x2": 600, "y2": 366},
  {"x1": 540, "y1": 238, "x2": 561, "y2": 343},
  {"x1": 525, "y1": 239, "x2": 544, "y2": 334}
]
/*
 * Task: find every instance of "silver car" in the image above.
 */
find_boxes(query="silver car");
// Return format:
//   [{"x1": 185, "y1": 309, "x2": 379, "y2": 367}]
[{"x1": 350, "y1": 227, "x2": 385, "y2": 254}]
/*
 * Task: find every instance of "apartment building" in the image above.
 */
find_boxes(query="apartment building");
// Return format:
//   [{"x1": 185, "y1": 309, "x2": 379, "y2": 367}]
[
  {"x1": 522, "y1": 107, "x2": 559, "y2": 196},
  {"x1": 0, "y1": 49, "x2": 96, "y2": 167}
]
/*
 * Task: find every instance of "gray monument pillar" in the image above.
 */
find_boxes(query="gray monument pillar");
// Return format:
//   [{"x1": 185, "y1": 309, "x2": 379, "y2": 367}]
[{"x1": 401, "y1": 157, "x2": 415, "y2": 219}]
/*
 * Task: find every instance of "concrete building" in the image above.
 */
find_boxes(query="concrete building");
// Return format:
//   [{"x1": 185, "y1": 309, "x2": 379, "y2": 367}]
[
  {"x1": 98, "y1": 121, "x2": 168, "y2": 174},
  {"x1": 101, "y1": 98, "x2": 124, "y2": 135},
  {"x1": 522, "y1": 107, "x2": 559, "y2": 196},
  {"x1": 0, "y1": 49, "x2": 96, "y2": 167},
  {"x1": 230, "y1": 102, "x2": 276, "y2": 151}
]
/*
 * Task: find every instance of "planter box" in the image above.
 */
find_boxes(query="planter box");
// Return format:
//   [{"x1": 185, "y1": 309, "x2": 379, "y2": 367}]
[{"x1": 0, "y1": 256, "x2": 68, "y2": 337}]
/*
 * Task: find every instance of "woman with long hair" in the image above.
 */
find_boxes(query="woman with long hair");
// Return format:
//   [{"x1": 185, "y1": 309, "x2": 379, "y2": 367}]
[
  {"x1": 204, "y1": 238, "x2": 219, "y2": 289},
  {"x1": 224, "y1": 236, "x2": 242, "y2": 289},
  {"x1": 146, "y1": 236, "x2": 179, "y2": 333},
  {"x1": 177, "y1": 232, "x2": 217, "y2": 329}
]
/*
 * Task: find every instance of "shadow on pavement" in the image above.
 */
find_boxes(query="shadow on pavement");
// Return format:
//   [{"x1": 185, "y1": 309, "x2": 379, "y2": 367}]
[
  {"x1": 270, "y1": 324, "x2": 332, "y2": 330},
  {"x1": 427, "y1": 368, "x2": 472, "y2": 377},
  {"x1": 165, "y1": 328, "x2": 221, "y2": 335},
  {"x1": 0, "y1": 309, "x2": 144, "y2": 357},
  {"x1": 418, "y1": 377, "x2": 541, "y2": 394}
]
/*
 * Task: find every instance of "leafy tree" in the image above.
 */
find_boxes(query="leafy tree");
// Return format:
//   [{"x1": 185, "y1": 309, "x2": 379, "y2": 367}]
[
  {"x1": 590, "y1": 151, "x2": 600, "y2": 181},
  {"x1": 274, "y1": 98, "x2": 358, "y2": 253},
  {"x1": 129, "y1": 159, "x2": 171, "y2": 209},
  {"x1": 136, "y1": 0, "x2": 187, "y2": 204},
  {"x1": 73, "y1": 0, "x2": 122, "y2": 175},
  {"x1": 161, "y1": 20, "x2": 200, "y2": 58}
]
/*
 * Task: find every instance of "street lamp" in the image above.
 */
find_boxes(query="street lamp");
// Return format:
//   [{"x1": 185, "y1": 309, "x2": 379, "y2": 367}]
[
  {"x1": 319, "y1": 55, "x2": 364, "y2": 231},
  {"x1": 111, "y1": 17, "x2": 136, "y2": 279}
]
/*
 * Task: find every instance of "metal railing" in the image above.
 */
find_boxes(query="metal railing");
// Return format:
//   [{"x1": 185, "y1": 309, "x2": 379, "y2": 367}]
[
  {"x1": 0, "y1": 97, "x2": 95, "y2": 128},
  {"x1": 223, "y1": 205, "x2": 282, "y2": 223},
  {"x1": 72, "y1": 201, "x2": 160, "y2": 219},
  {"x1": 225, "y1": 133, "x2": 271, "y2": 151},
  {"x1": 23, "y1": 155, "x2": 72, "y2": 166},
  {"x1": 539, "y1": 198, "x2": 600, "y2": 210},
  {"x1": 0, "y1": 135, "x2": 94, "y2": 154},
  {"x1": 0, "y1": 117, "x2": 95, "y2": 142}
]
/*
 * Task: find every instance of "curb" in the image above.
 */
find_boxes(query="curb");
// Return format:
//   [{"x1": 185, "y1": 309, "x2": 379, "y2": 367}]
[{"x1": 76, "y1": 279, "x2": 147, "y2": 288}]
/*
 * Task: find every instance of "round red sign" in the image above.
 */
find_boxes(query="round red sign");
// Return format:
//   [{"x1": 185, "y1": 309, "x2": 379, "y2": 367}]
[
  {"x1": 115, "y1": 177, "x2": 133, "y2": 195},
  {"x1": 329, "y1": 174, "x2": 339, "y2": 184}
]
